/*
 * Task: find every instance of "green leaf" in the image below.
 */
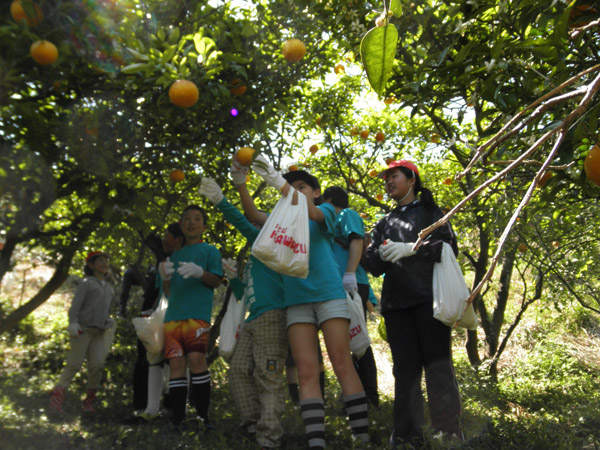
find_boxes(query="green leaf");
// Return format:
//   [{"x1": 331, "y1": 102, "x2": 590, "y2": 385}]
[
  {"x1": 120, "y1": 63, "x2": 149, "y2": 74},
  {"x1": 390, "y1": 0, "x2": 403, "y2": 16},
  {"x1": 360, "y1": 24, "x2": 398, "y2": 96}
]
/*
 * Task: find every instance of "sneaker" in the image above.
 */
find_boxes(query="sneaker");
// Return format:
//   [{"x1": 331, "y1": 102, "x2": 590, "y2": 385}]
[{"x1": 138, "y1": 411, "x2": 160, "y2": 422}]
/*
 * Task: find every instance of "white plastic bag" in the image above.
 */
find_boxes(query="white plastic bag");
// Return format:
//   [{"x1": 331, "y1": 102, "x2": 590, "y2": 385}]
[
  {"x1": 347, "y1": 290, "x2": 371, "y2": 358},
  {"x1": 219, "y1": 292, "x2": 246, "y2": 362},
  {"x1": 251, "y1": 188, "x2": 310, "y2": 278},
  {"x1": 432, "y1": 243, "x2": 477, "y2": 330},
  {"x1": 132, "y1": 294, "x2": 168, "y2": 364}
]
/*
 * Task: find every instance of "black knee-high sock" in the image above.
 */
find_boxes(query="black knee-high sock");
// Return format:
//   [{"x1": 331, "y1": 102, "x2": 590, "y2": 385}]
[
  {"x1": 344, "y1": 391, "x2": 369, "y2": 443},
  {"x1": 300, "y1": 398, "x2": 325, "y2": 449},
  {"x1": 190, "y1": 371, "x2": 211, "y2": 422},
  {"x1": 168, "y1": 377, "x2": 188, "y2": 424}
]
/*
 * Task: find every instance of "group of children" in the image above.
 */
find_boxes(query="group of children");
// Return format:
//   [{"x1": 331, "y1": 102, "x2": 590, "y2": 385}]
[{"x1": 49, "y1": 154, "x2": 464, "y2": 449}]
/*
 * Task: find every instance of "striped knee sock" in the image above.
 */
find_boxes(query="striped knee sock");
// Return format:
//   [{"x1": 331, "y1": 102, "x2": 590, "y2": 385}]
[
  {"x1": 344, "y1": 391, "x2": 369, "y2": 443},
  {"x1": 190, "y1": 371, "x2": 211, "y2": 422},
  {"x1": 168, "y1": 377, "x2": 188, "y2": 424},
  {"x1": 300, "y1": 397, "x2": 325, "y2": 449}
]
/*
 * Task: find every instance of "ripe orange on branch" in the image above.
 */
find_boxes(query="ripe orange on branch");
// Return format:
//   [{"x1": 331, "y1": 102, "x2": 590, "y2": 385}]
[
  {"x1": 584, "y1": 144, "x2": 600, "y2": 186},
  {"x1": 169, "y1": 80, "x2": 199, "y2": 108},
  {"x1": 229, "y1": 79, "x2": 247, "y2": 96},
  {"x1": 282, "y1": 38, "x2": 306, "y2": 62},
  {"x1": 334, "y1": 64, "x2": 345, "y2": 74},
  {"x1": 537, "y1": 171, "x2": 553, "y2": 187},
  {"x1": 11, "y1": 1, "x2": 43, "y2": 27},
  {"x1": 360, "y1": 130, "x2": 370, "y2": 139},
  {"x1": 236, "y1": 147, "x2": 256, "y2": 166},
  {"x1": 309, "y1": 144, "x2": 319, "y2": 154},
  {"x1": 375, "y1": 132, "x2": 385, "y2": 142},
  {"x1": 30, "y1": 40, "x2": 58, "y2": 65},
  {"x1": 169, "y1": 169, "x2": 185, "y2": 183}
]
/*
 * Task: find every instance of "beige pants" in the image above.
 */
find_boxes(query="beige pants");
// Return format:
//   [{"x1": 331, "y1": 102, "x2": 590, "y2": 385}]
[{"x1": 57, "y1": 326, "x2": 112, "y2": 390}]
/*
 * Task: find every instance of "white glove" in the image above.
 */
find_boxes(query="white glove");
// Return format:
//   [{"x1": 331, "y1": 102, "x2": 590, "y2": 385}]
[
  {"x1": 379, "y1": 241, "x2": 416, "y2": 263},
  {"x1": 199, "y1": 177, "x2": 224, "y2": 204},
  {"x1": 177, "y1": 261, "x2": 205, "y2": 279},
  {"x1": 221, "y1": 258, "x2": 237, "y2": 279},
  {"x1": 158, "y1": 257, "x2": 174, "y2": 281},
  {"x1": 343, "y1": 272, "x2": 358, "y2": 293},
  {"x1": 231, "y1": 152, "x2": 249, "y2": 186},
  {"x1": 251, "y1": 155, "x2": 287, "y2": 190},
  {"x1": 67, "y1": 322, "x2": 82, "y2": 337}
]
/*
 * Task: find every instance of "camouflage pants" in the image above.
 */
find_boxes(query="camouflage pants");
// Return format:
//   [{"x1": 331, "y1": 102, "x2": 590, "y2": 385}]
[{"x1": 229, "y1": 308, "x2": 288, "y2": 448}]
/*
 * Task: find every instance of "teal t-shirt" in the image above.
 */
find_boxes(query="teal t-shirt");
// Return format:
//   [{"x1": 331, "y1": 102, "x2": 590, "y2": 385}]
[
  {"x1": 368, "y1": 284, "x2": 378, "y2": 305},
  {"x1": 332, "y1": 208, "x2": 370, "y2": 285},
  {"x1": 164, "y1": 242, "x2": 223, "y2": 322},
  {"x1": 282, "y1": 202, "x2": 346, "y2": 306},
  {"x1": 216, "y1": 197, "x2": 285, "y2": 322}
]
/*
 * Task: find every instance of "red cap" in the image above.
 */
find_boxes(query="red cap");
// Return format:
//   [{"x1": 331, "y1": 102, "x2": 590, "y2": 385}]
[
  {"x1": 86, "y1": 251, "x2": 108, "y2": 263},
  {"x1": 378, "y1": 160, "x2": 420, "y2": 179}
]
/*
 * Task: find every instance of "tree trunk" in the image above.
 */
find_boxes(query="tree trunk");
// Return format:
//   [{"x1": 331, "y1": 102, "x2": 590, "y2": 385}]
[
  {"x1": 0, "y1": 236, "x2": 17, "y2": 285},
  {"x1": 486, "y1": 250, "x2": 516, "y2": 358},
  {"x1": 0, "y1": 246, "x2": 76, "y2": 335}
]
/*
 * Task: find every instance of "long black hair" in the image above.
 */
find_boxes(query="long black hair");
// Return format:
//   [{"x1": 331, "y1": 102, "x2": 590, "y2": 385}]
[{"x1": 397, "y1": 166, "x2": 437, "y2": 211}]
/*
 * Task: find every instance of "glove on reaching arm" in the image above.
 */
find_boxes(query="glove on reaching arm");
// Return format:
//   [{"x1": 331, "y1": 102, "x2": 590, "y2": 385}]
[
  {"x1": 199, "y1": 177, "x2": 224, "y2": 204},
  {"x1": 158, "y1": 257, "x2": 174, "y2": 281},
  {"x1": 251, "y1": 155, "x2": 287, "y2": 191}
]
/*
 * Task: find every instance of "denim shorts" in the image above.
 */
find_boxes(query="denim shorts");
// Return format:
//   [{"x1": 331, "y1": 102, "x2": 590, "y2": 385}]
[{"x1": 286, "y1": 298, "x2": 350, "y2": 328}]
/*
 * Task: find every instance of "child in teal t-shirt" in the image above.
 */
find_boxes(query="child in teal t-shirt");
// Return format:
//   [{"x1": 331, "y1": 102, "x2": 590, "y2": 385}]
[
  {"x1": 199, "y1": 176, "x2": 287, "y2": 448},
  {"x1": 241, "y1": 156, "x2": 370, "y2": 448},
  {"x1": 158, "y1": 205, "x2": 222, "y2": 429}
]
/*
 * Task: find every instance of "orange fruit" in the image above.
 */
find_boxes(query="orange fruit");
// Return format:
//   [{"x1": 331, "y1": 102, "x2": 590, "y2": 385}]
[
  {"x1": 443, "y1": 177, "x2": 453, "y2": 185},
  {"x1": 385, "y1": 157, "x2": 394, "y2": 165},
  {"x1": 11, "y1": 1, "x2": 43, "y2": 27},
  {"x1": 288, "y1": 164, "x2": 299, "y2": 172},
  {"x1": 229, "y1": 79, "x2": 247, "y2": 96},
  {"x1": 360, "y1": 130, "x2": 370, "y2": 139},
  {"x1": 302, "y1": 161, "x2": 312, "y2": 168},
  {"x1": 282, "y1": 38, "x2": 306, "y2": 62},
  {"x1": 517, "y1": 243, "x2": 528, "y2": 253},
  {"x1": 350, "y1": 127, "x2": 359, "y2": 136},
  {"x1": 431, "y1": 133, "x2": 441, "y2": 143},
  {"x1": 376, "y1": 193, "x2": 384, "y2": 201},
  {"x1": 569, "y1": 4, "x2": 596, "y2": 27},
  {"x1": 236, "y1": 147, "x2": 256, "y2": 166},
  {"x1": 169, "y1": 169, "x2": 185, "y2": 183},
  {"x1": 360, "y1": 212, "x2": 368, "y2": 219},
  {"x1": 349, "y1": 177, "x2": 357, "y2": 184},
  {"x1": 584, "y1": 144, "x2": 600, "y2": 186},
  {"x1": 538, "y1": 171, "x2": 553, "y2": 187},
  {"x1": 384, "y1": 96, "x2": 395, "y2": 105},
  {"x1": 245, "y1": 174, "x2": 251, "y2": 183},
  {"x1": 168, "y1": 80, "x2": 199, "y2": 108},
  {"x1": 30, "y1": 40, "x2": 58, "y2": 65},
  {"x1": 369, "y1": 169, "x2": 378, "y2": 177},
  {"x1": 334, "y1": 64, "x2": 345, "y2": 74},
  {"x1": 315, "y1": 116, "x2": 323, "y2": 127},
  {"x1": 552, "y1": 241, "x2": 560, "y2": 248},
  {"x1": 375, "y1": 131, "x2": 385, "y2": 142},
  {"x1": 309, "y1": 144, "x2": 318, "y2": 154}
]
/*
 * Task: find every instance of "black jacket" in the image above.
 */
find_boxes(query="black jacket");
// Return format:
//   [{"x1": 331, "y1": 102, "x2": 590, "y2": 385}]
[{"x1": 363, "y1": 200, "x2": 457, "y2": 313}]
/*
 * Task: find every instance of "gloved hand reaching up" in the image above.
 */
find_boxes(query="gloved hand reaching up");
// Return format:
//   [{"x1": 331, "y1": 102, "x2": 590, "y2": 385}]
[
  {"x1": 251, "y1": 155, "x2": 287, "y2": 191},
  {"x1": 230, "y1": 150, "x2": 249, "y2": 186},
  {"x1": 199, "y1": 177, "x2": 224, "y2": 204},
  {"x1": 379, "y1": 240, "x2": 416, "y2": 263}
]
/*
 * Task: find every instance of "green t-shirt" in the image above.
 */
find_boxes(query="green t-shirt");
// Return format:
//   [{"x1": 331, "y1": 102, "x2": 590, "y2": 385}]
[
  {"x1": 164, "y1": 242, "x2": 223, "y2": 322},
  {"x1": 282, "y1": 202, "x2": 346, "y2": 306}
]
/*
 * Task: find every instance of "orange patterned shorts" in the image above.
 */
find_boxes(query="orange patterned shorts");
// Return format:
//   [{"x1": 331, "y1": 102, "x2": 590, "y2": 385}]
[{"x1": 163, "y1": 319, "x2": 210, "y2": 359}]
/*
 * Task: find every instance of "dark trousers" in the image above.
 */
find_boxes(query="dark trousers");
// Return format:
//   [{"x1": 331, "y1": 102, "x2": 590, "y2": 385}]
[
  {"x1": 354, "y1": 284, "x2": 379, "y2": 407},
  {"x1": 384, "y1": 303, "x2": 461, "y2": 443}
]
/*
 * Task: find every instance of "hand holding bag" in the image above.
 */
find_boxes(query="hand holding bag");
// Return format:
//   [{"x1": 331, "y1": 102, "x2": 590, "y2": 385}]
[
  {"x1": 251, "y1": 188, "x2": 310, "y2": 278},
  {"x1": 432, "y1": 243, "x2": 477, "y2": 330},
  {"x1": 219, "y1": 292, "x2": 247, "y2": 362},
  {"x1": 132, "y1": 294, "x2": 168, "y2": 364},
  {"x1": 347, "y1": 290, "x2": 371, "y2": 358}
]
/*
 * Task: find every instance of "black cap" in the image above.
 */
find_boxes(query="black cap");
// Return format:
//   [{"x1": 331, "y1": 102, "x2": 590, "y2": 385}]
[{"x1": 283, "y1": 170, "x2": 320, "y2": 190}]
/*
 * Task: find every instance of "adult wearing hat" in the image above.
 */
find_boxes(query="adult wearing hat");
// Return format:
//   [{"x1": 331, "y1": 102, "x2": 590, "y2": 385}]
[
  {"x1": 49, "y1": 251, "x2": 116, "y2": 415},
  {"x1": 363, "y1": 160, "x2": 463, "y2": 446}
]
